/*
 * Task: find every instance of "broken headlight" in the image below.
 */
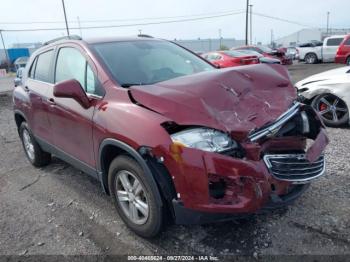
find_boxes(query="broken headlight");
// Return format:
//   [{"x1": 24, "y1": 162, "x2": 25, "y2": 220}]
[{"x1": 170, "y1": 128, "x2": 237, "y2": 153}]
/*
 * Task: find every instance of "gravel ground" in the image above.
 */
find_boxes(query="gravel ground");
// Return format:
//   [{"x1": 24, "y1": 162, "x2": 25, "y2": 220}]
[
  {"x1": 0, "y1": 76, "x2": 14, "y2": 93},
  {"x1": 0, "y1": 63, "x2": 349, "y2": 260}
]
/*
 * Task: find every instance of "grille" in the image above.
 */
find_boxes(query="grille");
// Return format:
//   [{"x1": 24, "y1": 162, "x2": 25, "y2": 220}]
[{"x1": 263, "y1": 154, "x2": 325, "y2": 182}]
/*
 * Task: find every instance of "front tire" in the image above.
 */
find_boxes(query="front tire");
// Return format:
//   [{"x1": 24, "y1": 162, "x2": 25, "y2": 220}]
[
  {"x1": 311, "y1": 94, "x2": 349, "y2": 127},
  {"x1": 305, "y1": 53, "x2": 318, "y2": 64},
  {"x1": 19, "y1": 122, "x2": 51, "y2": 167},
  {"x1": 346, "y1": 56, "x2": 350, "y2": 66},
  {"x1": 108, "y1": 155, "x2": 163, "y2": 237}
]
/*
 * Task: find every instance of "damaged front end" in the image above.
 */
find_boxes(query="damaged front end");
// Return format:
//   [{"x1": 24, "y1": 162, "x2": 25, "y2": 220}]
[
  {"x1": 249, "y1": 101, "x2": 328, "y2": 183},
  {"x1": 128, "y1": 65, "x2": 329, "y2": 224},
  {"x1": 149, "y1": 102, "x2": 329, "y2": 224}
]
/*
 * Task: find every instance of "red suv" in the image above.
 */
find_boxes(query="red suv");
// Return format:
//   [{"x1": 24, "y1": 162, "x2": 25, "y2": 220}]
[
  {"x1": 13, "y1": 35, "x2": 328, "y2": 237},
  {"x1": 335, "y1": 34, "x2": 350, "y2": 65}
]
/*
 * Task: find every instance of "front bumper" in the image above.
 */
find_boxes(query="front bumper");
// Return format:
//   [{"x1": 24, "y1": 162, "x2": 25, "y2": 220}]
[
  {"x1": 335, "y1": 55, "x2": 346, "y2": 64},
  {"x1": 172, "y1": 183, "x2": 310, "y2": 225},
  {"x1": 153, "y1": 133, "x2": 326, "y2": 218}
]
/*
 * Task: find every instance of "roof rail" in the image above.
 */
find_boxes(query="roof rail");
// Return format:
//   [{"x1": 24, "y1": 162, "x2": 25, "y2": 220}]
[
  {"x1": 137, "y1": 34, "x2": 153, "y2": 38},
  {"x1": 44, "y1": 35, "x2": 82, "y2": 45}
]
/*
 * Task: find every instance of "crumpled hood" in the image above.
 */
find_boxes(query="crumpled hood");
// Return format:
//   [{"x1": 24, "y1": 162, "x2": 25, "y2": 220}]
[{"x1": 130, "y1": 64, "x2": 296, "y2": 139}]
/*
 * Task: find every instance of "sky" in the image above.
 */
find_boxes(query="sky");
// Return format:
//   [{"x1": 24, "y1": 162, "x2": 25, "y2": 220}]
[{"x1": 0, "y1": 0, "x2": 349, "y2": 47}]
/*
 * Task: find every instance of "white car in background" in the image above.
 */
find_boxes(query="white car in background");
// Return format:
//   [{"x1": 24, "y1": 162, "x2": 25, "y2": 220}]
[
  {"x1": 298, "y1": 35, "x2": 345, "y2": 64},
  {"x1": 295, "y1": 66, "x2": 350, "y2": 126}
]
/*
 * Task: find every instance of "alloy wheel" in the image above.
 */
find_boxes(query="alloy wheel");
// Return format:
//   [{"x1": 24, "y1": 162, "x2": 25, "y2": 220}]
[
  {"x1": 22, "y1": 129, "x2": 35, "y2": 161},
  {"x1": 316, "y1": 94, "x2": 348, "y2": 124},
  {"x1": 306, "y1": 54, "x2": 316, "y2": 64},
  {"x1": 115, "y1": 170, "x2": 149, "y2": 225}
]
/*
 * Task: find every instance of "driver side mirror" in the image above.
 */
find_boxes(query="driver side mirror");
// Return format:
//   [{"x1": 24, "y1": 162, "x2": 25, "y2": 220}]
[{"x1": 53, "y1": 79, "x2": 91, "y2": 109}]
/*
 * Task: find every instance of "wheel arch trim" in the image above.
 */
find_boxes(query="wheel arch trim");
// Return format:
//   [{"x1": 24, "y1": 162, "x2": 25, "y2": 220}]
[
  {"x1": 98, "y1": 138, "x2": 163, "y2": 205},
  {"x1": 14, "y1": 109, "x2": 28, "y2": 131}
]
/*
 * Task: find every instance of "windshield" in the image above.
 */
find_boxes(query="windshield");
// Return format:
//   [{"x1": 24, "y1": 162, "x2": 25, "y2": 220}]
[{"x1": 92, "y1": 40, "x2": 214, "y2": 86}]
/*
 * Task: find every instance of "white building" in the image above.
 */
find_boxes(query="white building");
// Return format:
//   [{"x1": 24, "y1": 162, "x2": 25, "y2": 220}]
[{"x1": 275, "y1": 28, "x2": 350, "y2": 47}]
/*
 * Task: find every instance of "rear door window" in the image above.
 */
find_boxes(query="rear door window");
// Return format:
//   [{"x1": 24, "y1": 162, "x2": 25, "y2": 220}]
[
  {"x1": 326, "y1": 38, "x2": 343, "y2": 46},
  {"x1": 34, "y1": 50, "x2": 54, "y2": 82}
]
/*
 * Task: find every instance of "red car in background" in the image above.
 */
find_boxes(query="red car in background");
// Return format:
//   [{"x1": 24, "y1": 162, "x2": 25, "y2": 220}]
[
  {"x1": 201, "y1": 50, "x2": 259, "y2": 68},
  {"x1": 233, "y1": 45, "x2": 293, "y2": 65},
  {"x1": 335, "y1": 34, "x2": 350, "y2": 65}
]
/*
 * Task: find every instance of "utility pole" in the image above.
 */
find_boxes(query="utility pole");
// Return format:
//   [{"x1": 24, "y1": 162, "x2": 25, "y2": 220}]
[
  {"x1": 326, "y1": 11, "x2": 330, "y2": 36},
  {"x1": 77, "y1": 16, "x2": 82, "y2": 37},
  {"x1": 0, "y1": 30, "x2": 11, "y2": 73},
  {"x1": 249, "y1": 4, "x2": 253, "y2": 45},
  {"x1": 219, "y1": 29, "x2": 222, "y2": 49},
  {"x1": 61, "y1": 0, "x2": 70, "y2": 36},
  {"x1": 270, "y1": 29, "x2": 274, "y2": 47},
  {"x1": 245, "y1": 0, "x2": 249, "y2": 45}
]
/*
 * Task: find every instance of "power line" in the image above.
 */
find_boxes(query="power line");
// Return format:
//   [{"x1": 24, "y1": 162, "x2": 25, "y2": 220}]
[
  {"x1": 0, "y1": 11, "x2": 245, "y2": 32},
  {"x1": 0, "y1": 9, "x2": 244, "y2": 25},
  {"x1": 252, "y1": 12, "x2": 315, "y2": 28}
]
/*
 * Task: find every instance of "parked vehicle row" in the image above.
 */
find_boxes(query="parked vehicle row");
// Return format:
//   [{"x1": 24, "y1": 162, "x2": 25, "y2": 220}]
[
  {"x1": 297, "y1": 35, "x2": 346, "y2": 64},
  {"x1": 201, "y1": 49, "x2": 282, "y2": 69},
  {"x1": 233, "y1": 45, "x2": 293, "y2": 65},
  {"x1": 14, "y1": 35, "x2": 328, "y2": 237},
  {"x1": 233, "y1": 49, "x2": 282, "y2": 64}
]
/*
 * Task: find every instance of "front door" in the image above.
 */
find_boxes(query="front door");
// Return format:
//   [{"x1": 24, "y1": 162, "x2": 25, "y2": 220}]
[{"x1": 46, "y1": 46, "x2": 100, "y2": 169}]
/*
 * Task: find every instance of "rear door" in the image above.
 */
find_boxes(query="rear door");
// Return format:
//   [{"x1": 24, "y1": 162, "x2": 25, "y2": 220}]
[
  {"x1": 323, "y1": 37, "x2": 344, "y2": 62},
  {"x1": 26, "y1": 49, "x2": 54, "y2": 144},
  {"x1": 46, "y1": 44, "x2": 103, "y2": 171}
]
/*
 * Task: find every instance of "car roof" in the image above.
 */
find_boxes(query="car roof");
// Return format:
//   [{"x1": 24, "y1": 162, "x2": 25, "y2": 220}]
[
  {"x1": 31, "y1": 35, "x2": 165, "y2": 56},
  {"x1": 84, "y1": 36, "x2": 161, "y2": 44},
  {"x1": 324, "y1": 35, "x2": 346, "y2": 40}
]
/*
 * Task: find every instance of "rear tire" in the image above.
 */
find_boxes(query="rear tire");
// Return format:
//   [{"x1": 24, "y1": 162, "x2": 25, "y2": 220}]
[
  {"x1": 305, "y1": 53, "x2": 318, "y2": 64},
  {"x1": 19, "y1": 122, "x2": 51, "y2": 167},
  {"x1": 108, "y1": 155, "x2": 163, "y2": 238}
]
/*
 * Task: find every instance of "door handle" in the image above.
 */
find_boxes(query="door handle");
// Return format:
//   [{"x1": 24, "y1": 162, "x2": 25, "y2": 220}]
[{"x1": 47, "y1": 98, "x2": 56, "y2": 106}]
